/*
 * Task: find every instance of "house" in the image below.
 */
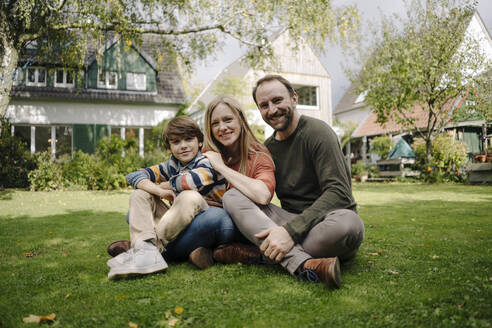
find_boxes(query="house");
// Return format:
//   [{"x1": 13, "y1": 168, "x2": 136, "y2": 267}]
[
  {"x1": 334, "y1": 11, "x2": 492, "y2": 163},
  {"x1": 186, "y1": 30, "x2": 333, "y2": 137},
  {"x1": 5, "y1": 39, "x2": 186, "y2": 158}
]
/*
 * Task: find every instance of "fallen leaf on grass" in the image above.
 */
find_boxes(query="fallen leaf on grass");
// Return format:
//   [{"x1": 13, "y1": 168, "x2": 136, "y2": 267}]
[
  {"x1": 48, "y1": 232, "x2": 53, "y2": 235},
  {"x1": 23, "y1": 251, "x2": 40, "y2": 258},
  {"x1": 369, "y1": 225, "x2": 375, "y2": 228},
  {"x1": 368, "y1": 252, "x2": 380, "y2": 256},
  {"x1": 431, "y1": 255, "x2": 439, "y2": 259},
  {"x1": 65, "y1": 291, "x2": 72, "y2": 299},
  {"x1": 476, "y1": 229, "x2": 482, "y2": 232},
  {"x1": 128, "y1": 322, "x2": 138, "y2": 328},
  {"x1": 23, "y1": 313, "x2": 56, "y2": 324},
  {"x1": 387, "y1": 270, "x2": 399, "y2": 275},
  {"x1": 174, "y1": 306, "x2": 184, "y2": 315},
  {"x1": 168, "y1": 318, "x2": 179, "y2": 327}
]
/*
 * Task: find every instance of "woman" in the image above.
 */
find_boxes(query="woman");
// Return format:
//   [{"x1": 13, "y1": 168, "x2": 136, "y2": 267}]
[
  {"x1": 202, "y1": 96, "x2": 275, "y2": 206},
  {"x1": 107, "y1": 96, "x2": 275, "y2": 270}
]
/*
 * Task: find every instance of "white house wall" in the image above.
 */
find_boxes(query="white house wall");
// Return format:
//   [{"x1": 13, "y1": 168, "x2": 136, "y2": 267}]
[{"x1": 6, "y1": 100, "x2": 177, "y2": 127}]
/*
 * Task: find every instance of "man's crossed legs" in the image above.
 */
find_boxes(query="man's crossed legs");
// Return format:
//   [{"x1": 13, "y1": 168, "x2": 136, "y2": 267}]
[{"x1": 221, "y1": 189, "x2": 365, "y2": 287}]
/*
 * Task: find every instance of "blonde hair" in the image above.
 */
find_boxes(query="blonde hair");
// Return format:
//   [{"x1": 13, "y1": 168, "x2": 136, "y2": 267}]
[{"x1": 204, "y1": 96, "x2": 266, "y2": 175}]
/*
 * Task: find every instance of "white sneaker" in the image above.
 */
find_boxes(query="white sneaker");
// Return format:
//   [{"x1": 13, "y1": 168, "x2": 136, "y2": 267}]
[{"x1": 107, "y1": 240, "x2": 168, "y2": 280}]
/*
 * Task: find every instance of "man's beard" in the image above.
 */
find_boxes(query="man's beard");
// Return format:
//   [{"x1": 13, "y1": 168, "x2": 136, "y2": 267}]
[{"x1": 269, "y1": 107, "x2": 293, "y2": 131}]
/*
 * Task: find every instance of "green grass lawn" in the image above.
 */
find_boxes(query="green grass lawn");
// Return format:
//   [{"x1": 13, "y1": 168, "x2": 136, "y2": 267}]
[{"x1": 0, "y1": 183, "x2": 491, "y2": 327}]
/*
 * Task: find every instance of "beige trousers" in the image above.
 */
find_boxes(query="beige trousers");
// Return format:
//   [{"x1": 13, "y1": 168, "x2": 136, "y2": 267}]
[
  {"x1": 128, "y1": 189, "x2": 209, "y2": 251},
  {"x1": 222, "y1": 188, "x2": 365, "y2": 274}
]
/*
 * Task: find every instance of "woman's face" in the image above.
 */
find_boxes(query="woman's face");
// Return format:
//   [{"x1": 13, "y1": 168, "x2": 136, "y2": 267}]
[{"x1": 210, "y1": 103, "x2": 241, "y2": 150}]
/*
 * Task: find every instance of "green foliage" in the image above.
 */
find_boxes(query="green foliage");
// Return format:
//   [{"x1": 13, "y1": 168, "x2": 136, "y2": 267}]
[
  {"x1": 1, "y1": 0, "x2": 360, "y2": 114},
  {"x1": 213, "y1": 76, "x2": 250, "y2": 99},
  {"x1": 251, "y1": 124, "x2": 265, "y2": 143},
  {"x1": 413, "y1": 134, "x2": 468, "y2": 182},
  {"x1": 333, "y1": 119, "x2": 358, "y2": 149},
  {"x1": 370, "y1": 135, "x2": 392, "y2": 158},
  {"x1": 0, "y1": 117, "x2": 36, "y2": 188},
  {"x1": 28, "y1": 135, "x2": 171, "y2": 191},
  {"x1": 351, "y1": 159, "x2": 368, "y2": 177},
  {"x1": 28, "y1": 151, "x2": 64, "y2": 191},
  {"x1": 351, "y1": 0, "x2": 491, "y2": 161}
]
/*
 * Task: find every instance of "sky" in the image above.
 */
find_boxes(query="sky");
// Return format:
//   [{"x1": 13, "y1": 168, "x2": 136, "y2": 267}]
[{"x1": 192, "y1": 0, "x2": 492, "y2": 109}]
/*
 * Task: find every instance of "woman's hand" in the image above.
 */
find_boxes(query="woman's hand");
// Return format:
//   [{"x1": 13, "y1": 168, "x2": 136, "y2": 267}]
[{"x1": 203, "y1": 151, "x2": 226, "y2": 170}]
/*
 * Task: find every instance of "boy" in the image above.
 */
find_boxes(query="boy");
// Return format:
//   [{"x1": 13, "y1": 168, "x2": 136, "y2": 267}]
[{"x1": 107, "y1": 116, "x2": 227, "y2": 280}]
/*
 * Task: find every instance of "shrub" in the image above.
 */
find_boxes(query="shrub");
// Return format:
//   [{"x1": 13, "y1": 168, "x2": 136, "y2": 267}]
[
  {"x1": 370, "y1": 135, "x2": 393, "y2": 158},
  {"x1": 412, "y1": 135, "x2": 468, "y2": 183},
  {"x1": 28, "y1": 152, "x2": 64, "y2": 191},
  {"x1": 0, "y1": 117, "x2": 36, "y2": 188},
  {"x1": 351, "y1": 160, "x2": 368, "y2": 177}
]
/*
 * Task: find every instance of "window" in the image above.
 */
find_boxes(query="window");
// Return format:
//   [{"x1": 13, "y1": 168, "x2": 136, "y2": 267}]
[
  {"x1": 26, "y1": 67, "x2": 46, "y2": 87},
  {"x1": 54, "y1": 69, "x2": 75, "y2": 88},
  {"x1": 98, "y1": 71, "x2": 118, "y2": 89},
  {"x1": 295, "y1": 85, "x2": 318, "y2": 109},
  {"x1": 126, "y1": 73, "x2": 147, "y2": 91},
  {"x1": 355, "y1": 90, "x2": 367, "y2": 104}
]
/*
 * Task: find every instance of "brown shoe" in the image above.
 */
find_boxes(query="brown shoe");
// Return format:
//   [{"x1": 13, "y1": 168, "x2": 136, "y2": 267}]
[
  {"x1": 298, "y1": 257, "x2": 341, "y2": 288},
  {"x1": 107, "y1": 240, "x2": 131, "y2": 257},
  {"x1": 189, "y1": 247, "x2": 214, "y2": 269},
  {"x1": 213, "y1": 243, "x2": 263, "y2": 265}
]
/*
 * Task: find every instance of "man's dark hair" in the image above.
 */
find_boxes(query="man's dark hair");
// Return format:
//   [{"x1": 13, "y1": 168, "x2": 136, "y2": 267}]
[
  {"x1": 252, "y1": 74, "x2": 296, "y2": 105},
  {"x1": 162, "y1": 116, "x2": 203, "y2": 150}
]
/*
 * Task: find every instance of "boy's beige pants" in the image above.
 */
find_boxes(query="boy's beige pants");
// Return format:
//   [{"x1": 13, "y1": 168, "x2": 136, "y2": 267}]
[{"x1": 128, "y1": 189, "x2": 209, "y2": 251}]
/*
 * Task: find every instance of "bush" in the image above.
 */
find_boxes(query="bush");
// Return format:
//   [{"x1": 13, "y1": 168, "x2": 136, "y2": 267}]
[
  {"x1": 412, "y1": 135, "x2": 468, "y2": 183},
  {"x1": 0, "y1": 117, "x2": 37, "y2": 188},
  {"x1": 370, "y1": 135, "x2": 392, "y2": 158},
  {"x1": 28, "y1": 152, "x2": 64, "y2": 191},
  {"x1": 27, "y1": 134, "x2": 171, "y2": 191},
  {"x1": 351, "y1": 160, "x2": 368, "y2": 177}
]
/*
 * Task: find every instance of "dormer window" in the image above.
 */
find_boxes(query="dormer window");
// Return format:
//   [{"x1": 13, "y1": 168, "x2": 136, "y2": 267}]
[
  {"x1": 26, "y1": 67, "x2": 46, "y2": 87},
  {"x1": 98, "y1": 71, "x2": 117, "y2": 89},
  {"x1": 126, "y1": 72, "x2": 146, "y2": 91},
  {"x1": 55, "y1": 69, "x2": 75, "y2": 88},
  {"x1": 295, "y1": 85, "x2": 319, "y2": 110},
  {"x1": 355, "y1": 90, "x2": 367, "y2": 104}
]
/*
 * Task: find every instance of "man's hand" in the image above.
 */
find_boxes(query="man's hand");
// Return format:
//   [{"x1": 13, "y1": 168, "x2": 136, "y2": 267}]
[{"x1": 254, "y1": 226, "x2": 295, "y2": 262}]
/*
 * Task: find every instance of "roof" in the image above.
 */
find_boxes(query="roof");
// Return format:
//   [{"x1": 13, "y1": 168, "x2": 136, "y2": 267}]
[
  {"x1": 333, "y1": 82, "x2": 367, "y2": 115},
  {"x1": 14, "y1": 36, "x2": 186, "y2": 105},
  {"x1": 352, "y1": 97, "x2": 463, "y2": 138}
]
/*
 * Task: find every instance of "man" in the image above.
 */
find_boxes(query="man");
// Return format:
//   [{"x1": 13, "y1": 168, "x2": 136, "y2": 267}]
[{"x1": 216, "y1": 75, "x2": 364, "y2": 288}]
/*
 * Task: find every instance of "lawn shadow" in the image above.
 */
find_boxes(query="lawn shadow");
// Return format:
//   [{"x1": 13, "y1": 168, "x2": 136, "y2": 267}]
[{"x1": 0, "y1": 189, "x2": 14, "y2": 200}]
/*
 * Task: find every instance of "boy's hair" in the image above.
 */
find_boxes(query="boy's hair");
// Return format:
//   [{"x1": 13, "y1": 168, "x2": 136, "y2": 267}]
[{"x1": 162, "y1": 116, "x2": 204, "y2": 150}]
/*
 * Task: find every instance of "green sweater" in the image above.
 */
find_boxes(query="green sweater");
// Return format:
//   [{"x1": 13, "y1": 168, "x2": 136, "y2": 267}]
[{"x1": 265, "y1": 115, "x2": 357, "y2": 243}]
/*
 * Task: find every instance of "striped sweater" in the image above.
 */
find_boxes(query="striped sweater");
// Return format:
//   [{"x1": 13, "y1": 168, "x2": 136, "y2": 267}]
[{"x1": 126, "y1": 151, "x2": 227, "y2": 203}]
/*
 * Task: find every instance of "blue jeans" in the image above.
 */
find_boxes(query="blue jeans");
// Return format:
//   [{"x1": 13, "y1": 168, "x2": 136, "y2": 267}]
[{"x1": 126, "y1": 206, "x2": 236, "y2": 261}]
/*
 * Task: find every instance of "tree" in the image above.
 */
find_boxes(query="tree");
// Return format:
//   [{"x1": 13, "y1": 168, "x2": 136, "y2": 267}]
[
  {"x1": 351, "y1": 0, "x2": 491, "y2": 163},
  {"x1": 0, "y1": 0, "x2": 360, "y2": 115}
]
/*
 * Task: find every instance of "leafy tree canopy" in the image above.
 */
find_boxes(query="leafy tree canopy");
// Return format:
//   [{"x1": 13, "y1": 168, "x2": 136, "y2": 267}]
[
  {"x1": 0, "y1": 0, "x2": 360, "y2": 114},
  {"x1": 349, "y1": 0, "x2": 491, "y2": 161}
]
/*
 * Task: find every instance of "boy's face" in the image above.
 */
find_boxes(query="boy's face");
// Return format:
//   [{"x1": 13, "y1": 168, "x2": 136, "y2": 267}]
[{"x1": 169, "y1": 135, "x2": 201, "y2": 165}]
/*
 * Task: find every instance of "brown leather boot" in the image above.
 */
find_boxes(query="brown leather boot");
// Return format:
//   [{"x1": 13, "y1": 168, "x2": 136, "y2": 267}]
[
  {"x1": 189, "y1": 247, "x2": 214, "y2": 269},
  {"x1": 107, "y1": 240, "x2": 131, "y2": 257},
  {"x1": 298, "y1": 257, "x2": 341, "y2": 288},
  {"x1": 213, "y1": 243, "x2": 263, "y2": 265}
]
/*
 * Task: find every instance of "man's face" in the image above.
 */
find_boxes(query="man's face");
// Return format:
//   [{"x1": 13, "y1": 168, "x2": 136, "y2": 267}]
[{"x1": 255, "y1": 79, "x2": 297, "y2": 132}]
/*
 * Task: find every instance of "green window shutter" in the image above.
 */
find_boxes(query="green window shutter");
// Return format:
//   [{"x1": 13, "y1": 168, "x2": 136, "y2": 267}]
[{"x1": 73, "y1": 124, "x2": 96, "y2": 154}]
